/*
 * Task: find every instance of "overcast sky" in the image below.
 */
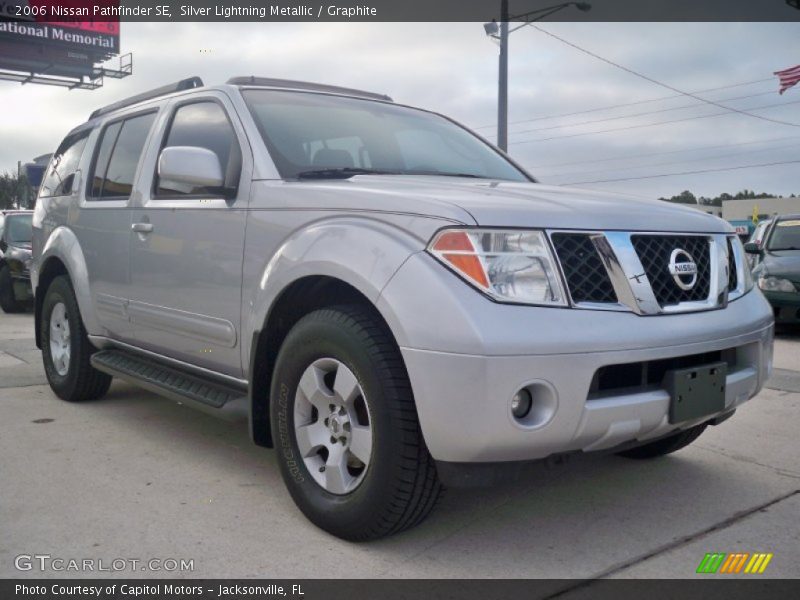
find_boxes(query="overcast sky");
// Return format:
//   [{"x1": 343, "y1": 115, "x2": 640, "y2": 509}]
[{"x1": 1, "y1": 21, "x2": 799, "y2": 200}]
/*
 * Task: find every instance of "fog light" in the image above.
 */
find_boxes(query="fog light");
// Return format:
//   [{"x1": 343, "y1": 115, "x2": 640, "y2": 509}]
[{"x1": 511, "y1": 388, "x2": 533, "y2": 419}]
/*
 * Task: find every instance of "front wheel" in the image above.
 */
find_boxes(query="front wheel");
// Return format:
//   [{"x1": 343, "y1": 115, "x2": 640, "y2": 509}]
[
  {"x1": 270, "y1": 305, "x2": 442, "y2": 541},
  {"x1": 616, "y1": 424, "x2": 707, "y2": 459},
  {"x1": 41, "y1": 275, "x2": 112, "y2": 402}
]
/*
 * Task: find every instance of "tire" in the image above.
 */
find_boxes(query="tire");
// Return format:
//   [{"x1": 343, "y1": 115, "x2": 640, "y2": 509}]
[
  {"x1": 616, "y1": 424, "x2": 707, "y2": 459},
  {"x1": 0, "y1": 264, "x2": 24, "y2": 313},
  {"x1": 270, "y1": 304, "x2": 443, "y2": 541},
  {"x1": 40, "y1": 275, "x2": 112, "y2": 402}
]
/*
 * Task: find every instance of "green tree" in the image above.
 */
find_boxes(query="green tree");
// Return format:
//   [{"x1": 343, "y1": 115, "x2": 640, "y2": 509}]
[
  {"x1": 659, "y1": 190, "x2": 697, "y2": 204},
  {"x1": 0, "y1": 171, "x2": 32, "y2": 209},
  {"x1": 663, "y1": 189, "x2": 789, "y2": 207}
]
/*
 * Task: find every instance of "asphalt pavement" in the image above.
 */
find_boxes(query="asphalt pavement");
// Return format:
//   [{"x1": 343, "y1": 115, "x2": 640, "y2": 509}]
[{"x1": 1, "y1": 310, "x2": 798, "y2": 583}]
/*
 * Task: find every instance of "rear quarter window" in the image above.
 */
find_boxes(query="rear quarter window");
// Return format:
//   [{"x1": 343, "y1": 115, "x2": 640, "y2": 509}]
[{"x1": 39, "y1": 131, "x2": 90, "y2": 198}]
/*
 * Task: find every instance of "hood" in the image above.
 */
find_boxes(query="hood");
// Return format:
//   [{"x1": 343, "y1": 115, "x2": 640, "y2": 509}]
[
  {"x1": 285, "y1": 176, "x2": 730, "y2": 233},
  {"x1": 760, "y1": 250, "x2": 800, "y2": 279}
]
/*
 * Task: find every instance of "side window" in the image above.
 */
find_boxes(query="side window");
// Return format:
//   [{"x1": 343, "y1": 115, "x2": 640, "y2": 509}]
[
  {"x1": 40, "y1": 131, "x2": 89, "y2": 198},
  {"x1": 156, "y1": 101, "x2": 241, "y2": 197},
  {"x1": 89, "y1": 112, "x2": 157, "y2": 200},
  {"x1": 89, "y1": 121, "x2": 122, "y2": 197}
]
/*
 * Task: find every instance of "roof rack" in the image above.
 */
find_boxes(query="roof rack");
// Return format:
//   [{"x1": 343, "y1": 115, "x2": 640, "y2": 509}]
[
  {"x1": 89, "y1": 76, "x2": 204, "y2": 120},
  {"x1": 227, "y1": 76, "x2": 392, "y2": 102}
]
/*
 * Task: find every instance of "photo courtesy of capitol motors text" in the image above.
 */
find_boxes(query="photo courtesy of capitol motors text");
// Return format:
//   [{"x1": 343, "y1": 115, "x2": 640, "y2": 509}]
[{"x1": 14, "y1": 583, "x2": 306, "y2": 597}]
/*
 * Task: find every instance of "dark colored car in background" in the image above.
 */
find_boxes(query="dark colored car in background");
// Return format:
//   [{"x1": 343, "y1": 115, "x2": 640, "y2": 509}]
[
  {"x1": 747, "y1": 214, "x2": 800, "y2": 324},
  {"x1": 0, "y1": 210, "x2": 34, "y2": 313}
]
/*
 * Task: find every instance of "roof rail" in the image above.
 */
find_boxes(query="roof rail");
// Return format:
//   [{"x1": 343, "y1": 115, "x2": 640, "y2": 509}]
[
  {"x1": 89, "y1": 76, "x2": 204, "y2": 120},
  {"x1": 227, "y1": 76, "x2": 392, "y2": 102}
]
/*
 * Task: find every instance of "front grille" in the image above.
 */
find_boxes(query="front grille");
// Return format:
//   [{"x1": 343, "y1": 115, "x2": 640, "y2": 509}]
[
  {"x1": 551, "y1": 233, "x2": 617, "y2": 303},
  {"x1": 632, "y1": 235, "x2": 711, "y2": 306},
  {"x1": 727, "y1": 237, "x2": 738, "y2": 292}
]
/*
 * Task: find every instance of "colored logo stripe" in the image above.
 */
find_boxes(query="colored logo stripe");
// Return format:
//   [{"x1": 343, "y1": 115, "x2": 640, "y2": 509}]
[
  {"x1": 698, "y1": 552, "x2": 773, "y2": 574},
  {"x1": 744, "y1": 553, "x2": 774, "y2": 574},
  {"x1": 697, "y1": 553, "x2": 726, "y2": 574},
  {"x1": 720, "y1": 553, "x2": 749, "y2": 573}
]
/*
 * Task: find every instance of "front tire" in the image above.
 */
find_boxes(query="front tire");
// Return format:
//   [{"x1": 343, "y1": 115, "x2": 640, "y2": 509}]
[
  {"x1": 616, "y1": 424, "x2": 707, "y2": 459},
  {"x1": 270, "y1": 305, "x2": 442, "y2": 541},
  {"x1": 41, "y1": 275, "x2": 112, "y2": 402},
  {"x1": 0, "y1": 264, "x2": 24, "y2": 313}
]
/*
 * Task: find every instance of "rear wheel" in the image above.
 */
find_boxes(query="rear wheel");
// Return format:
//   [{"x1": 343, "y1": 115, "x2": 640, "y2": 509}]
[
  {"x1": 0, "y1": 264, "x2": 24, "y2": 313},
  {"x1": 41, "y1": 275, "x2": 112, "y2": 402},
  {"x1": 270, "y1": 305, "x2": 442, "y2": 541},
  {"x1": 616, "y1": 424, "x2": 707, "y2": 459}
]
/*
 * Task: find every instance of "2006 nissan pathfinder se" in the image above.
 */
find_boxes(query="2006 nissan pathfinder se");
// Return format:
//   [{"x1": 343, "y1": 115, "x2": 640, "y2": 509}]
[{"x1": 32, "y1": 77, "x2": 774, "y2": 540}]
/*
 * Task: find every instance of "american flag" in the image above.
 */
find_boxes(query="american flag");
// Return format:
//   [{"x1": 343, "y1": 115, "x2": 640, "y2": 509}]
[{"x1": 775, "y1": 64, "x2": 800, "y2": 95}]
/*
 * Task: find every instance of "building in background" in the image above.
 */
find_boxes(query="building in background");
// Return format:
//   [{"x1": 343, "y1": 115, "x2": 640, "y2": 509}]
[{"x1": 723, "y1": 197, "x2": 800, "y2": 237}]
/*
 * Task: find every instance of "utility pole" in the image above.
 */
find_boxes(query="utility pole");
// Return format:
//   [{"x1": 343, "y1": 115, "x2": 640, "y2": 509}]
[
  {"x1": 497, "y1": 0, "x2": 510, "y2": 152},
  {"x1": 486, "y1": 2, "x2": 592, "y2": 153}
]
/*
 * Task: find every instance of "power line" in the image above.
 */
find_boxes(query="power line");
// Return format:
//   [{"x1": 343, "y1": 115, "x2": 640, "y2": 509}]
[
  {"x1": 512, "y1": 91, "x2": 774, "y2": 136},
  {"x1": 471, "y1": 77, "x2": 774, "y2": 131},
  {"x1": 528, "y1": 135, "x2": 800, "y2": 169},
  {"x1": 560, "y1": 160, "x2": 800, "y2": 186},
  {"x1": 510, "y1": 98, "x2": 800, "y2": 144},
  {"x1": 529, "y1": 24, "x2": 800, "y2": 128},
  {"x1": 544, "y1": 142, "x2": 800, "y2": 180}
]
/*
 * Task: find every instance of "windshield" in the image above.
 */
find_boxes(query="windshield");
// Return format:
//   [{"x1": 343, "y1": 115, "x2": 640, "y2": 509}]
[
  {"x1": 767, "y1": 219, "x2": 800, "y2": 251},
  {"x1": 242, "y1": 90, "x2": 530, "y2": 182},
  {"x1": 6, "y1": 214, "x2": 32, "y2": 244}
]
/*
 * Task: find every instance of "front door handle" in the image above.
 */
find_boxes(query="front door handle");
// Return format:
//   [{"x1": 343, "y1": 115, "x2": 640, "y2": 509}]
[{"x1": 131, "y1": 222, "x2": 154, "y2": 234}]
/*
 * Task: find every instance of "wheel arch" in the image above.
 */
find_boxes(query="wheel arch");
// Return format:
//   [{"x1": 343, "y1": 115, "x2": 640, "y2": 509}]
[
  {"x1": 34, "y1": 256, "x2": 70, "y2": 348},
  {"x1": 34, "y1": 226, "x2": 99, "y2": 348},
  {"x1": 248, "y1": 275, "x2": 405, "y2": 448}
]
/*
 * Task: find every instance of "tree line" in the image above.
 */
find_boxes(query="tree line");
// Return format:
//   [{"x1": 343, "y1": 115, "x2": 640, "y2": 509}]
[
  {"x1": 659, "y1": 189, "x2": 798, "y2": 206},
  {"x1": 0, "y1": 171, "x2": 34, "y2": 210}
]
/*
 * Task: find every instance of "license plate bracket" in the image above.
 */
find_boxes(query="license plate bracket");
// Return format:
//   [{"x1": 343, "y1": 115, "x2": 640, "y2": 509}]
[{"x1": 664, "y1": 361, "x2": 727, "y2": 424}]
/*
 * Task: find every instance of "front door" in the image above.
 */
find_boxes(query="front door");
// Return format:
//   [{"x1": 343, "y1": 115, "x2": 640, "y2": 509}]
[{"x1": 128, "y1": 94, "x2": 251, "y2": 378}]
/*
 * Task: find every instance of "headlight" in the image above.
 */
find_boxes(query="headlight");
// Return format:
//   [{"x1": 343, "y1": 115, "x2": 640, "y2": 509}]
[
  {"x1": 758, "y1": 276, "x2": 796, "y2": 293},
  {"x1": 428, "y1": 229, "x2": 567, "y2": 306}
]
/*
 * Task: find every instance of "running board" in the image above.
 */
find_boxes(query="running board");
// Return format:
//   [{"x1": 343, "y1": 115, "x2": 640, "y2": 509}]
[{"x1": 91, "y1": 349, "x2": 248, "y2": 421}]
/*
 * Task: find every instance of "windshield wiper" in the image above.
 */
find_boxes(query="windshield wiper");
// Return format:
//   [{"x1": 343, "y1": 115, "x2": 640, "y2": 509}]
[
  {"x1": 405, "y1": 170, "x2": 484, "y2": 179},
  {"x1": 296, "y1": 167, "x2": 401, "y2": 180}
]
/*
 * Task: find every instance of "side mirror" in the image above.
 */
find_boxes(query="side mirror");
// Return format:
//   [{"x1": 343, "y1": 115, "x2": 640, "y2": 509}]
[
  {"x1": 158, "y1": 146, "x2": 225, "y2": 192},
  {"x1": 743, "y1": 242, "x2": 762, "y2": 255}
]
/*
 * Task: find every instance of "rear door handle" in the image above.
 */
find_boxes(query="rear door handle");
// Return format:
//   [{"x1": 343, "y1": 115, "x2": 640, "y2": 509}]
[{"x1": 131, "y1": 223, "x2": 154, "y2": 234}]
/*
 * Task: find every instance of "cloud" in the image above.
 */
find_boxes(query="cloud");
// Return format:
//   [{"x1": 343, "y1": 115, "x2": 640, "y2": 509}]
[{"x1": 1, "y1": 22, "x2": 797, "y2": 199}]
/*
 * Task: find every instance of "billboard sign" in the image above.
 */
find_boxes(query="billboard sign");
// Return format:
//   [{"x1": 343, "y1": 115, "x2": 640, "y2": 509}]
[{"x1": 0, "y1": 1, "x2": 120, "y2": 78}]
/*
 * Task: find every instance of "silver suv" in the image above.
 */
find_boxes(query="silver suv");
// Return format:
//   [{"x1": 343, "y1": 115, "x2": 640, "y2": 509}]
[{"x1": 32, "y1": 76, "x2": 774, "y2": 540}]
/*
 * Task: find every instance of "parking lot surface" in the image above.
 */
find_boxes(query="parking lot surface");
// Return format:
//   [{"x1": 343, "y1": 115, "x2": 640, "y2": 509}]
[{"x1": 1, "y1": 311, "x2": 798, "y2": 583}]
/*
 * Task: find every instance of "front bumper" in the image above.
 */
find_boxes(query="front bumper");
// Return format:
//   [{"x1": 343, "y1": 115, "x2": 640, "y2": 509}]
[
  {"x1": 762, "y1": 290, "x2": 800, "y2": 324},
  {"x1": 379, "y1": 253, "x2": 774, "y2": 464}
]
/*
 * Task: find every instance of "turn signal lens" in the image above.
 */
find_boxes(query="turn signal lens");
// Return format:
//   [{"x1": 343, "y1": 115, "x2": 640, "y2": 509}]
[
  {"x1": 430, "y1": 231, "x2": 490, "y2": 288},
  {"x1": 428, "y1": 229, "x2": 567, "y2": 306}
]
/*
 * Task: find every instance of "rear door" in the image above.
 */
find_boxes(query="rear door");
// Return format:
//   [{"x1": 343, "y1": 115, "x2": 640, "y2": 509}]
[
  {"x1": 74, "y1": 110, "x2": 159, "y2": 342},
  {"x1": 128, "y1": 93, "x2": 251, "y2": 378}
]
